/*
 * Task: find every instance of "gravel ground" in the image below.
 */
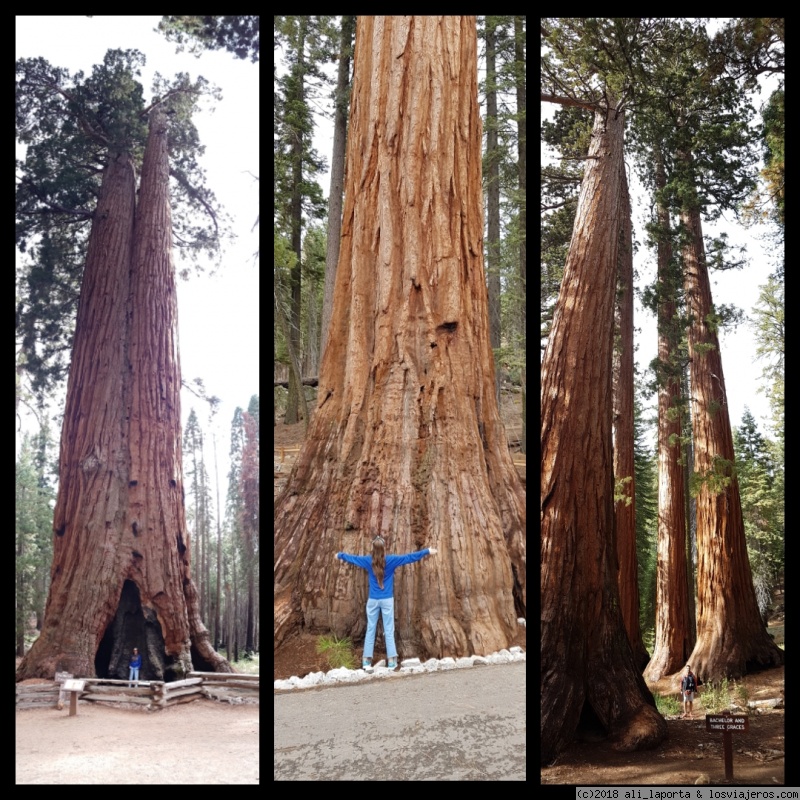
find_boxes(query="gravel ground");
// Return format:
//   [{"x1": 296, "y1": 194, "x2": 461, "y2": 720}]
[
  {"x1": 16, "y1": 699, "x2": 259, "y2": 784},
  {"x1": 274, "y1": 661, "x2": 525, "y2": 781}
]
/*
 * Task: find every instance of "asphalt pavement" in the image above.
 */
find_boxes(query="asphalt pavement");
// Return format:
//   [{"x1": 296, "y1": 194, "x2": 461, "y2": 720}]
[{"x1": 274, "y1": 660, "x2": 526, "y2": 781}]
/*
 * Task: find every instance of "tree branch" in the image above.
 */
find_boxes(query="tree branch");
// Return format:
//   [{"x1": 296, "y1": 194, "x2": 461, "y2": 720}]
[
  {"x1": 169, "y1": 167, "x2": 219, "y2": 238},
  {"x1": 540, "y1": 92, "x2": 600, "y2": 112}
]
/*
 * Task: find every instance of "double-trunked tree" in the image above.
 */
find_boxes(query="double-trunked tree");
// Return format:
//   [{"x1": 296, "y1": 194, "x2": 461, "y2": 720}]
[{"x1": 16, "y1": 50, "x2": 231, "y2": 680}]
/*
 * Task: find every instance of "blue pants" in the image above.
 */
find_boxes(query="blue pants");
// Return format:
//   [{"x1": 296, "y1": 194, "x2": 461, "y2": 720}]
[
  {"x1": 129, "y1": 667, "x2": 140, "y2": 683},
  {"x1": 363, "y1": 597, "x2": 396, "y2": 659}
]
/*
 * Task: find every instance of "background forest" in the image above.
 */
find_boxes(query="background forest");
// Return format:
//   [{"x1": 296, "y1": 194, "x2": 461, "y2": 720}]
[
  {"x1": 542, "y1": 18, "x2": 783, "y2": 650},
  {"x1": 540, "y1": 18, "x2": 783, "y2": 766},
  {"x1": 15, "y1": 16, "x2": 260, "y2": 671},
  {"x1": 274, "y1": 15, "x2": 527, "y2": 449}
]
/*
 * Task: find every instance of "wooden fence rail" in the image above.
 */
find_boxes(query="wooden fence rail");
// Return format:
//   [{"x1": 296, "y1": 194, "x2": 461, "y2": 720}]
[{"x1": 17, "y1": 671, "x2": 259, "y2": 711}]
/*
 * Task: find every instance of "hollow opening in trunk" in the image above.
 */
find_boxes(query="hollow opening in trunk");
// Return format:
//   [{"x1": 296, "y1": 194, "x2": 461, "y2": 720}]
[
  {"x1": 575, "y1": 698, "x2": 608, "y2": 743},
  {"x1": 95, "y1": 579, "x2": 167, "y2": 680}
]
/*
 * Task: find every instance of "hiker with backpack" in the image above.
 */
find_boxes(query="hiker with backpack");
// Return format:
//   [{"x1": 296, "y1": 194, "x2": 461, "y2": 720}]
[{"x1": 680, "y1": 664, "x2": 699, "y2": 719}]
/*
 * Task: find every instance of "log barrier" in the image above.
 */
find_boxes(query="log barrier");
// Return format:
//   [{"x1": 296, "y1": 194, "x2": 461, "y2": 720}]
[{"x1": 16, "y1": 671, "x2": 259, "y2": 711}]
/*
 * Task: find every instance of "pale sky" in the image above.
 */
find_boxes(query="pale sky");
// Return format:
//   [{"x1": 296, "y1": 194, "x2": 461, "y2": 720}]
[
  {"x1": 16, "y1": 16, "x2": 259, "y2": 488},
  {"x1": 540, "y1": 55, "x2": 782, "y2": 448}
]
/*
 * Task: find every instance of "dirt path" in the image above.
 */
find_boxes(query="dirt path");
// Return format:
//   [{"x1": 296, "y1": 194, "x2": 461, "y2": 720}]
[
  {"x1": 542, "y1": 665, "x2": 784, "y2": 786},
  {"x1": 16, "y1": 699, "x2": 259, "y2": 784}
]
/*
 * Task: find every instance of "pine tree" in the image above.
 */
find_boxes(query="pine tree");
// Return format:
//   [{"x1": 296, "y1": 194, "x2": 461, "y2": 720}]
[
  {"x1": 240, "y1": 398, "x2": 259, "y2": 656},
  {"x1": 734, "y1": 409, "x2": 783, "y2": 619},
  {"x1": 274, "y1": 16, "x2": 331, "y2": 424}
]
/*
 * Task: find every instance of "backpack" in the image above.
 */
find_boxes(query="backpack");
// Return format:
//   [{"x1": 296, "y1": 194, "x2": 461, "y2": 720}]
[{"x1": 683, "y1": 673, "x2": 696, "y2": 692}]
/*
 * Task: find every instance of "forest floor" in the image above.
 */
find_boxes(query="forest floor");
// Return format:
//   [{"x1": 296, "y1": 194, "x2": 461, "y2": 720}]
[
  {"x1": 274, "y1": 624, "x2": 526, "y2": 682},
  {"x1": 15, "y1": 686, "x2": 259, "y2": 784},
  {"x1": 542, "y1": 597, "x2": 786, "y2": 786}
]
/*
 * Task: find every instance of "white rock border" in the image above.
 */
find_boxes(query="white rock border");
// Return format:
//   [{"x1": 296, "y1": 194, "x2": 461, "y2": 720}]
[{"x1": 275, "y1": 621, "x2": 526, "y2": 692}]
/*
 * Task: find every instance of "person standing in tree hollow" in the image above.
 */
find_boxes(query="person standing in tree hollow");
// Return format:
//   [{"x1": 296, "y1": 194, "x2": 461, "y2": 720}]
[
  {"x1": 128, "y1": 647, "x2": 142, "y2": 687},
  {"x1": 335, "y1": 537, "x2": 437, "y2": 671}
]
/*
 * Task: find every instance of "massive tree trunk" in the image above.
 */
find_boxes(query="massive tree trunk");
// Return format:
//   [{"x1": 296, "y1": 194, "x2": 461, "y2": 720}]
[
  {"x1": 680, "y1": 187, "x2": 783, "y2": 680},
  {"x1": 613, "y1": 161, "x2": 649, "y2": 671},
  {"x1": 321, "y1": 14, "x2": 355, "y2": 362},
  {"x1": 644, "y1": 154, "x2": 692, "y2": 682},
  {"x1": 274, "y1": 16, "x2": 526, "y2": 662},
  {"x1": 16, "y1": 112, "x2": 230, "y2": 682},
  {"x1": 541, "y1": 99, "x2": 667, "y2": 766}
]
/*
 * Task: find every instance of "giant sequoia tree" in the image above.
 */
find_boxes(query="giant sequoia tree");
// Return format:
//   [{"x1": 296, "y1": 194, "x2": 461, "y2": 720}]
[
  {"x1": 274, "y1": 16, "x2": 526, "y2": 661},
  {"x1": 634, "y1": 21, "x2": 784, "y2": 680},
  {"x1": 541, "y1": 18, "x2": 668, "y2": 765},
  {"x1": 16, "y1": 52, "x2": 231, "y2": 680},
  {"x1": 643, "y1": 152, "x2": 692, "y2": 683}
]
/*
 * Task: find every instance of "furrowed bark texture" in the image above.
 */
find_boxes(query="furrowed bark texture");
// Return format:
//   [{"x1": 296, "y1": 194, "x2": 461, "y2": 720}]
[
  {"x1": 541, "y1": 103, "x2": 666, "y2": 765},
  {"x1": 680, "y1": 194, "x2": 783, "y2": 680},
  {"x1": 274, "y1": 16, "x2": 526, "y2": 662},
  {"x1": 644, "y1": 154, "x2": 692, "y2": 682},
  {"x1": 16, "y1": 152, "x2": 137, "y2": 680},
  {"x1": 130, "y1": 111, "x2": 230, "y2": 674},
  {"x1": 17, "y1": 115, "x2": 230, "y2": 681},
  {"x1": 612, "y1": 161, "x2": 648, "y2": 670}
]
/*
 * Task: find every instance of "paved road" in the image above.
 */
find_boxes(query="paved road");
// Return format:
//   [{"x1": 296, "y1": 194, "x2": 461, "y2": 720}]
[{"x1": 274, "y1": 661, "x2": 526, "y2": 781}]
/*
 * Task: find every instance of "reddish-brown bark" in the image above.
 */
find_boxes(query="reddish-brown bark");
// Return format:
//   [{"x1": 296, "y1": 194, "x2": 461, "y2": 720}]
[
  {"x1": 644, "y1": 154, "x2": 692, "y2": 682},
  {"x1": 274, "y1": 16, "x2": 525, "y2": 662},
  {"x1": 541, "y1": 101, "x2": 666, "y2": 765},
  {"x1": 680, "y1": 197, "x2": 783, "y2": 680},
  {"x1": 16, "y1": 112, "x2": 230, "y2": 682},
  {"x1": 613, "y1": 161, "x2": 649, "y2": 670}
]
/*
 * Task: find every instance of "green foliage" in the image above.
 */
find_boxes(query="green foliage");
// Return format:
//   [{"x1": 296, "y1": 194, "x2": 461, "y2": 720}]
[
  {"x1": 16, "y1": 49, "x2": 229, "y2": 395},
  {"x1": 633, "y1": 390, "x2": 658, "y2": 641},
  {"x1": 16, "y1": 431, "x2": 56, "y2": 651},
  {"x1": 224, "y1": 652, "x2": 259, "y2": 674},
  {"x1": 158, "y1": 16, "x2": 259, "y2": 62},
  {"x1": 614, "y1": 475, "x2": 633, "y2": 506},
  {"x1": 702, "y1": 677, "x2": 760, "y2": 715},
  {"x1": 750, "y1": 276, "x2": 784, "y2": 441},
  {"x1": 690, "y1": 454, "x2": 736, "y2": 497},
  {"x1": 734, "y1": 679, "x2": 750, "y2": 709},
  {"x1": 692, "y1": 341, "x2": 717, "y2": 358},
  {"x1": 760, "y1": 89, "x2": 784, "y2": 225},
  {"x1": 654, "y1": 693, "x2": 682, "y2": 717},
  {"x1": 316, "y1": 634, "x2": 358, "y2": 670},
  {"x1": 734, "y1": 408, "x2": 783, "y2": 606}
]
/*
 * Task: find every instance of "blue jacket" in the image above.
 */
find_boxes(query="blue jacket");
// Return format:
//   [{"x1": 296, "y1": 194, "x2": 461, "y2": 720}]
[
  {"x1": 336, "y1": 549, "x2": 430, "y2": 599},
  {"x1": 130, "y1": 653, "x2": 142, "y2": 669}
]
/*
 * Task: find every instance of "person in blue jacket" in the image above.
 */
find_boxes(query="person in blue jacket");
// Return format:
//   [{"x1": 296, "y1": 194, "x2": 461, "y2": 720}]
[
  {"x1": 335, "y1": 536, "x2": 437, "y2": 671},
  {"x1": 128, "y1": 647, "x2": 142, "y2": 687}
]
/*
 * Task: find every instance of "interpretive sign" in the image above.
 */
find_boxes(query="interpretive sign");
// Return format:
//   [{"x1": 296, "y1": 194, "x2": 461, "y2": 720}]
[
  {"x1": 62, "y1": 679, "x2": 86, "y2": 716},
  {"x1": 705, "y1": 714, "x2": 750, "y2": 732},
  {"x1": 706, "y1": 714, "x2": 750, "y2": 780}
]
